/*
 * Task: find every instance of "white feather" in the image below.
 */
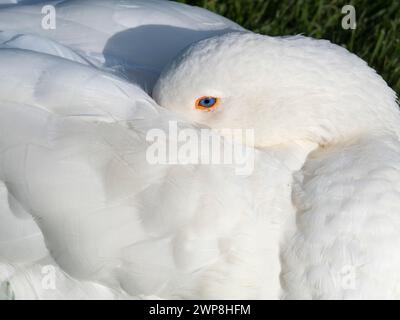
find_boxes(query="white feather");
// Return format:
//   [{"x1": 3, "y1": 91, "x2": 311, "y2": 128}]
[{"x1": 1, "y1": 0, "x2": 399, "y2": 301}]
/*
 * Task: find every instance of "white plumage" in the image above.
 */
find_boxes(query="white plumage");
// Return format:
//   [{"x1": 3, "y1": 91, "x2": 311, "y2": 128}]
[
  {"x1": 0, "y1": 0, "x2": 399, "y2": 300},
  {"x1": 0, "y1": 0, "x2": 243, "y2": 91}
]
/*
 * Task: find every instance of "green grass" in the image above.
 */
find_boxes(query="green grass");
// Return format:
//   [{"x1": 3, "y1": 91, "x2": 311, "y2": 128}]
[{"x1": 177, "y1": 0, "x2": 400, "y2": 96}]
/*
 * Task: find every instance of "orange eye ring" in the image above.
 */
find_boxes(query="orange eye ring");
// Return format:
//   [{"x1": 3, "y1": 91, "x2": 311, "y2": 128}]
[{"x1": 195, "y1": 96, "x2": 220, "y2": 111}]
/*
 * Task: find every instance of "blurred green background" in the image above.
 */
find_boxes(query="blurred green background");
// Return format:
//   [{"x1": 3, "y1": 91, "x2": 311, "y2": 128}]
[{"x1": 177, "y1": 0, "x2": 400, "y2": 96}]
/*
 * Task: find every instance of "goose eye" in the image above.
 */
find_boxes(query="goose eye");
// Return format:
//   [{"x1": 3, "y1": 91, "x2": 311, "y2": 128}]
[{"x1": 195, "y1": 96, "x2": 219, "y2": 110}]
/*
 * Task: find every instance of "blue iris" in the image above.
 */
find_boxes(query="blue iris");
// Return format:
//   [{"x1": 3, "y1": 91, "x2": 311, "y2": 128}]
[{"x1": 199, "y1": 97, "x2": 217, "y2": 108}]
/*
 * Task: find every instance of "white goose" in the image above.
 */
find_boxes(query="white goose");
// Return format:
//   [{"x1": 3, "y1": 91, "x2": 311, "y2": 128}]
[
  {"x1": 153, "y1": 32, "x2": 400, "y2": 299},
  {"x1": 1, "y1": 0, "x2": 400, "y2": 300}
]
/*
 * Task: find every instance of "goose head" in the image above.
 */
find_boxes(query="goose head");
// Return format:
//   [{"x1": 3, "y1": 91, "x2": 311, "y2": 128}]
[{"x1": 153, "y1": 32, "x2": 399, "y2": 149}]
